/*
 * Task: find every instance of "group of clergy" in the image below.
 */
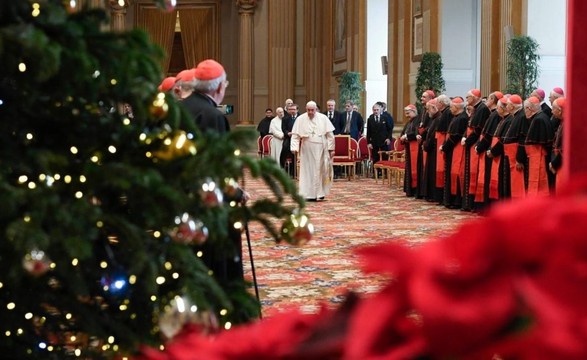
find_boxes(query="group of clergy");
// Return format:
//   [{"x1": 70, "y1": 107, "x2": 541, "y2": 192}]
[{"x1": 399, "y1": 87, "x2": 565, "y2": 213}]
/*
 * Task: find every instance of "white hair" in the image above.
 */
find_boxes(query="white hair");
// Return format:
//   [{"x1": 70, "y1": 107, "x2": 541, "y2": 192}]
[
  {"x1": 524, "y1": 99, "x2": 541, "y2": 111},
  {"x1": 306, "y1": 101, "x2": 317, "y2": 109},
  {"x1": 437, "y1": 94, "x2": 450, "y2": 107},
  {"x1": 193, "y1": 72, "x2": 226, "y2": 94}
]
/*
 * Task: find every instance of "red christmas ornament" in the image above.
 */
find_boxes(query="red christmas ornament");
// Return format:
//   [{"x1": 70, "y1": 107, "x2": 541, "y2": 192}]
[
  {"x1": 200, "y1": 178, "x2": 223, "y2": 207},
  {"x1": 162, "y1": 0, "x2": 177, "y2": 12},
  {"x1": 170, "y1": 213, "x2": 208, "y2": 245},
  {"x1": 22, "y1": 249, "x2": 52, "y2": 277}
]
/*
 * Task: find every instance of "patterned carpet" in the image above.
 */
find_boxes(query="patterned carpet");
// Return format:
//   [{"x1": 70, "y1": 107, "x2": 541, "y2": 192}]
[{"x1": 242, "y1": 175, "x2": 477, "y2": 318}]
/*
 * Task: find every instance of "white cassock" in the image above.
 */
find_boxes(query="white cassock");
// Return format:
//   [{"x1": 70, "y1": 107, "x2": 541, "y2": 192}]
[
  {"x1": 269, "y1": 116, "x2": 284, "y2": 163},
  {"x1": 290, "y1": 112, "x2": 335, "y2": 199}
]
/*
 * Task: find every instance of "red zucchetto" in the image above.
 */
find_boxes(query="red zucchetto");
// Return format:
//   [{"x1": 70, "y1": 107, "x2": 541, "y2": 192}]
[
  {"x1": 508, "y1": 95, "x2": 523, "y2": 105},
  {"x1": 468, "y1": 88, "x2": 481, "y2": 98},
  {"x1": 554, "y1": 97, "x2": 566, "y2": 110},
  {"x1": 158, "y1": 77, "x2": 176, "y2": 92},
  {"x1": 528, "y1": 96, "x2": 540, "y2": 105},
  {"x1": 176, "y1": 69, "x2": 195, "y2": 82},
  {"x1": 194, "y1": 59, "x2": 225, "y2": 80}
]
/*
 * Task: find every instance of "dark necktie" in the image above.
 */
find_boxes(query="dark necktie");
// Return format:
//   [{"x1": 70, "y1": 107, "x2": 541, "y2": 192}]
[{"x1": 345, "y1": 113, "x2": 351, "y2": 133}]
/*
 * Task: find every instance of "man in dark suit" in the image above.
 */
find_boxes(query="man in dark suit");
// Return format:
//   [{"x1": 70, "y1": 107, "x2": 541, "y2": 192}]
[
  {"x1": 182, "y1": 61, "x2": 230, "y2": 134},
  {"x1": 367, "y1": 103, "x2": 393, "y2": 168},
  {"x1": 341, "y1": 100, "x2": 364, "y2": 140},
  {"x1": 377, "y1": 101, "x2": 395, "y2": 135},
  {"x1": 181, "y1": 59, "x2": 245, "y2": 285},
  {"x1": 257, "y1": 108, "x2": 273, "y2": 138},
  {"x1": 323, "y1": 99, "x2": 344, "y2": 134}
]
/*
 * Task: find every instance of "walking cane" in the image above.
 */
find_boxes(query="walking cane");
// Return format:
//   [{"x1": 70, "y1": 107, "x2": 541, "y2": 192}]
[
  {"x1": 244, "y1": 222, "x2": 261, "y2": 318},
  {"x1": 240, "y1": 177, "x2": 262, "y2": 318}
]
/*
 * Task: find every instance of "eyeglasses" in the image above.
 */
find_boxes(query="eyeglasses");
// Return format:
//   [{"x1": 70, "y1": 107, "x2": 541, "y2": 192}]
[{"x1": 524, "y1": 106, "x2": 532, "y2": 110}]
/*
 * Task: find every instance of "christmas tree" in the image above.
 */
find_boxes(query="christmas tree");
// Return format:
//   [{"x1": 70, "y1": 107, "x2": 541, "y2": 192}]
[{"x1": 0, "y1": 1, "x2": 308, "y2": 358}]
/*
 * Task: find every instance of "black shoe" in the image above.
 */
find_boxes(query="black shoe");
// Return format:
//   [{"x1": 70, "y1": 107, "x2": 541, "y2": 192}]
[
  {"x1": 306, "y1": 198, "x2": 317, "y2": 202},
  {"x1": 318, "y1": 196, "x2": 325, "y2": 200}
]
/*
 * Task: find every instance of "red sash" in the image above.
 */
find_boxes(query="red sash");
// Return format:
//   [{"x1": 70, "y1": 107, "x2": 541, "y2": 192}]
[
  {"x1": 474, "y1": 147, "x2": 486, "y2": 202},
  {"x1": 488, "y1": 137, "x2": 501, "y2": 200},
  {"x1": 435, "y1": 132, "x2": 447, "y2": 187},
  {"x1": 526, "y1": 144, "x2": 549, "y2": 197},
  {"x1": 451, "y1": 143, "x2": 464, "y2": 195},
  {"x1": 503, "y1": 143, "x2": 526, "y2": 199},
  {"x1": 409, "y1": 141, "x2": 419, "y2": 188},
  {"x1": 467, "y1": 128, "x2": 480, "y2": 195}
]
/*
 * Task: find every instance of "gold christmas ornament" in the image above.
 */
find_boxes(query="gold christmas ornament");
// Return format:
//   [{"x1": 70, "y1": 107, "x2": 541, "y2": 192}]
[
  {"x1": 149, "y1": 92, "x2": 169, "y2": 120},
  {"x1": 223, "y1": 178, "x2": 240, "y2": 198},
  {"x1": 280, "y1": 212, "x2": 314, "y2": 245},
  {"x1": 152, "y1": 131, "x2": 197, "y2": 161}
]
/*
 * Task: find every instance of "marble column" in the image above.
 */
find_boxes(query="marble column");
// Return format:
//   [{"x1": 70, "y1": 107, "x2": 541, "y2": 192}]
[
  {"x1": 303, "y1": 0, "x2": 322, "y2": 103},
  {"x1": 108, "y1": 0, "x2": 130, "y2": 32},
  {"x1": 268, "y1": 0, "x2": 296, "y2": 110},
  {"x1": 480, "y1": 0, "x2": 493, "y2": 95},
  {"x1": 236, "y1": 0, "x2": 257, "y2": 125},
  {"x1": 499, "y1": 0, "x2": 514, "y2": 91}
]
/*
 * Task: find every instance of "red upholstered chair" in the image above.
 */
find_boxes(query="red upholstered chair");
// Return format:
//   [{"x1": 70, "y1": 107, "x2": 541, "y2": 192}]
[
  {"x1": 261, "y1": 135, "x2": 272, "y2": 158},
  {"x1": 357, "y1": 136, "x2": 372, "y2": 177},
  {"x1": 372, "y1": 137, "x2": 396, "y2": 184},
  {"x1": 332, "y1": 135, "x2": 356, "y2": 180},
  {"x1": 387, "y1": 138, "x2": 406, "y2": 187},
  {"x1": 373, "y1": 151, "x2": 393, "y2": 184},
  {"x1": 394, "y1": 137, "x2": 405, "y2": 152}
]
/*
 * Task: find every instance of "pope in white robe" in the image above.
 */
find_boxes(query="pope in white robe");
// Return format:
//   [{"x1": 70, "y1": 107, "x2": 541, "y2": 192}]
[
  {"x1": 290, "y1": 101, "x2": 335, "y2": 201},
  {"x1": 269, "y1": 107, "x2": 285, "y2": 164}
]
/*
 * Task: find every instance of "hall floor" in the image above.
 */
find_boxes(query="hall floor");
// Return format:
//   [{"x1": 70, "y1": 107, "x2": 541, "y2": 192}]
[{"x1": 242, "y1": 176, "x2": 477, "y2": 318}]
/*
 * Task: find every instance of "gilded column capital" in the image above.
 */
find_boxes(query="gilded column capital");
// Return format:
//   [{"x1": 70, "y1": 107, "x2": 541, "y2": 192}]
[
  {"x1": 108, "y1": 0, "x2": 130, "y2": 32},
  {"x1": 236, "y1": 0, "x2": 257, "y2": 14},
  {"x1": 108, "y1": 0, "x2": 130, "y2": 12}
]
